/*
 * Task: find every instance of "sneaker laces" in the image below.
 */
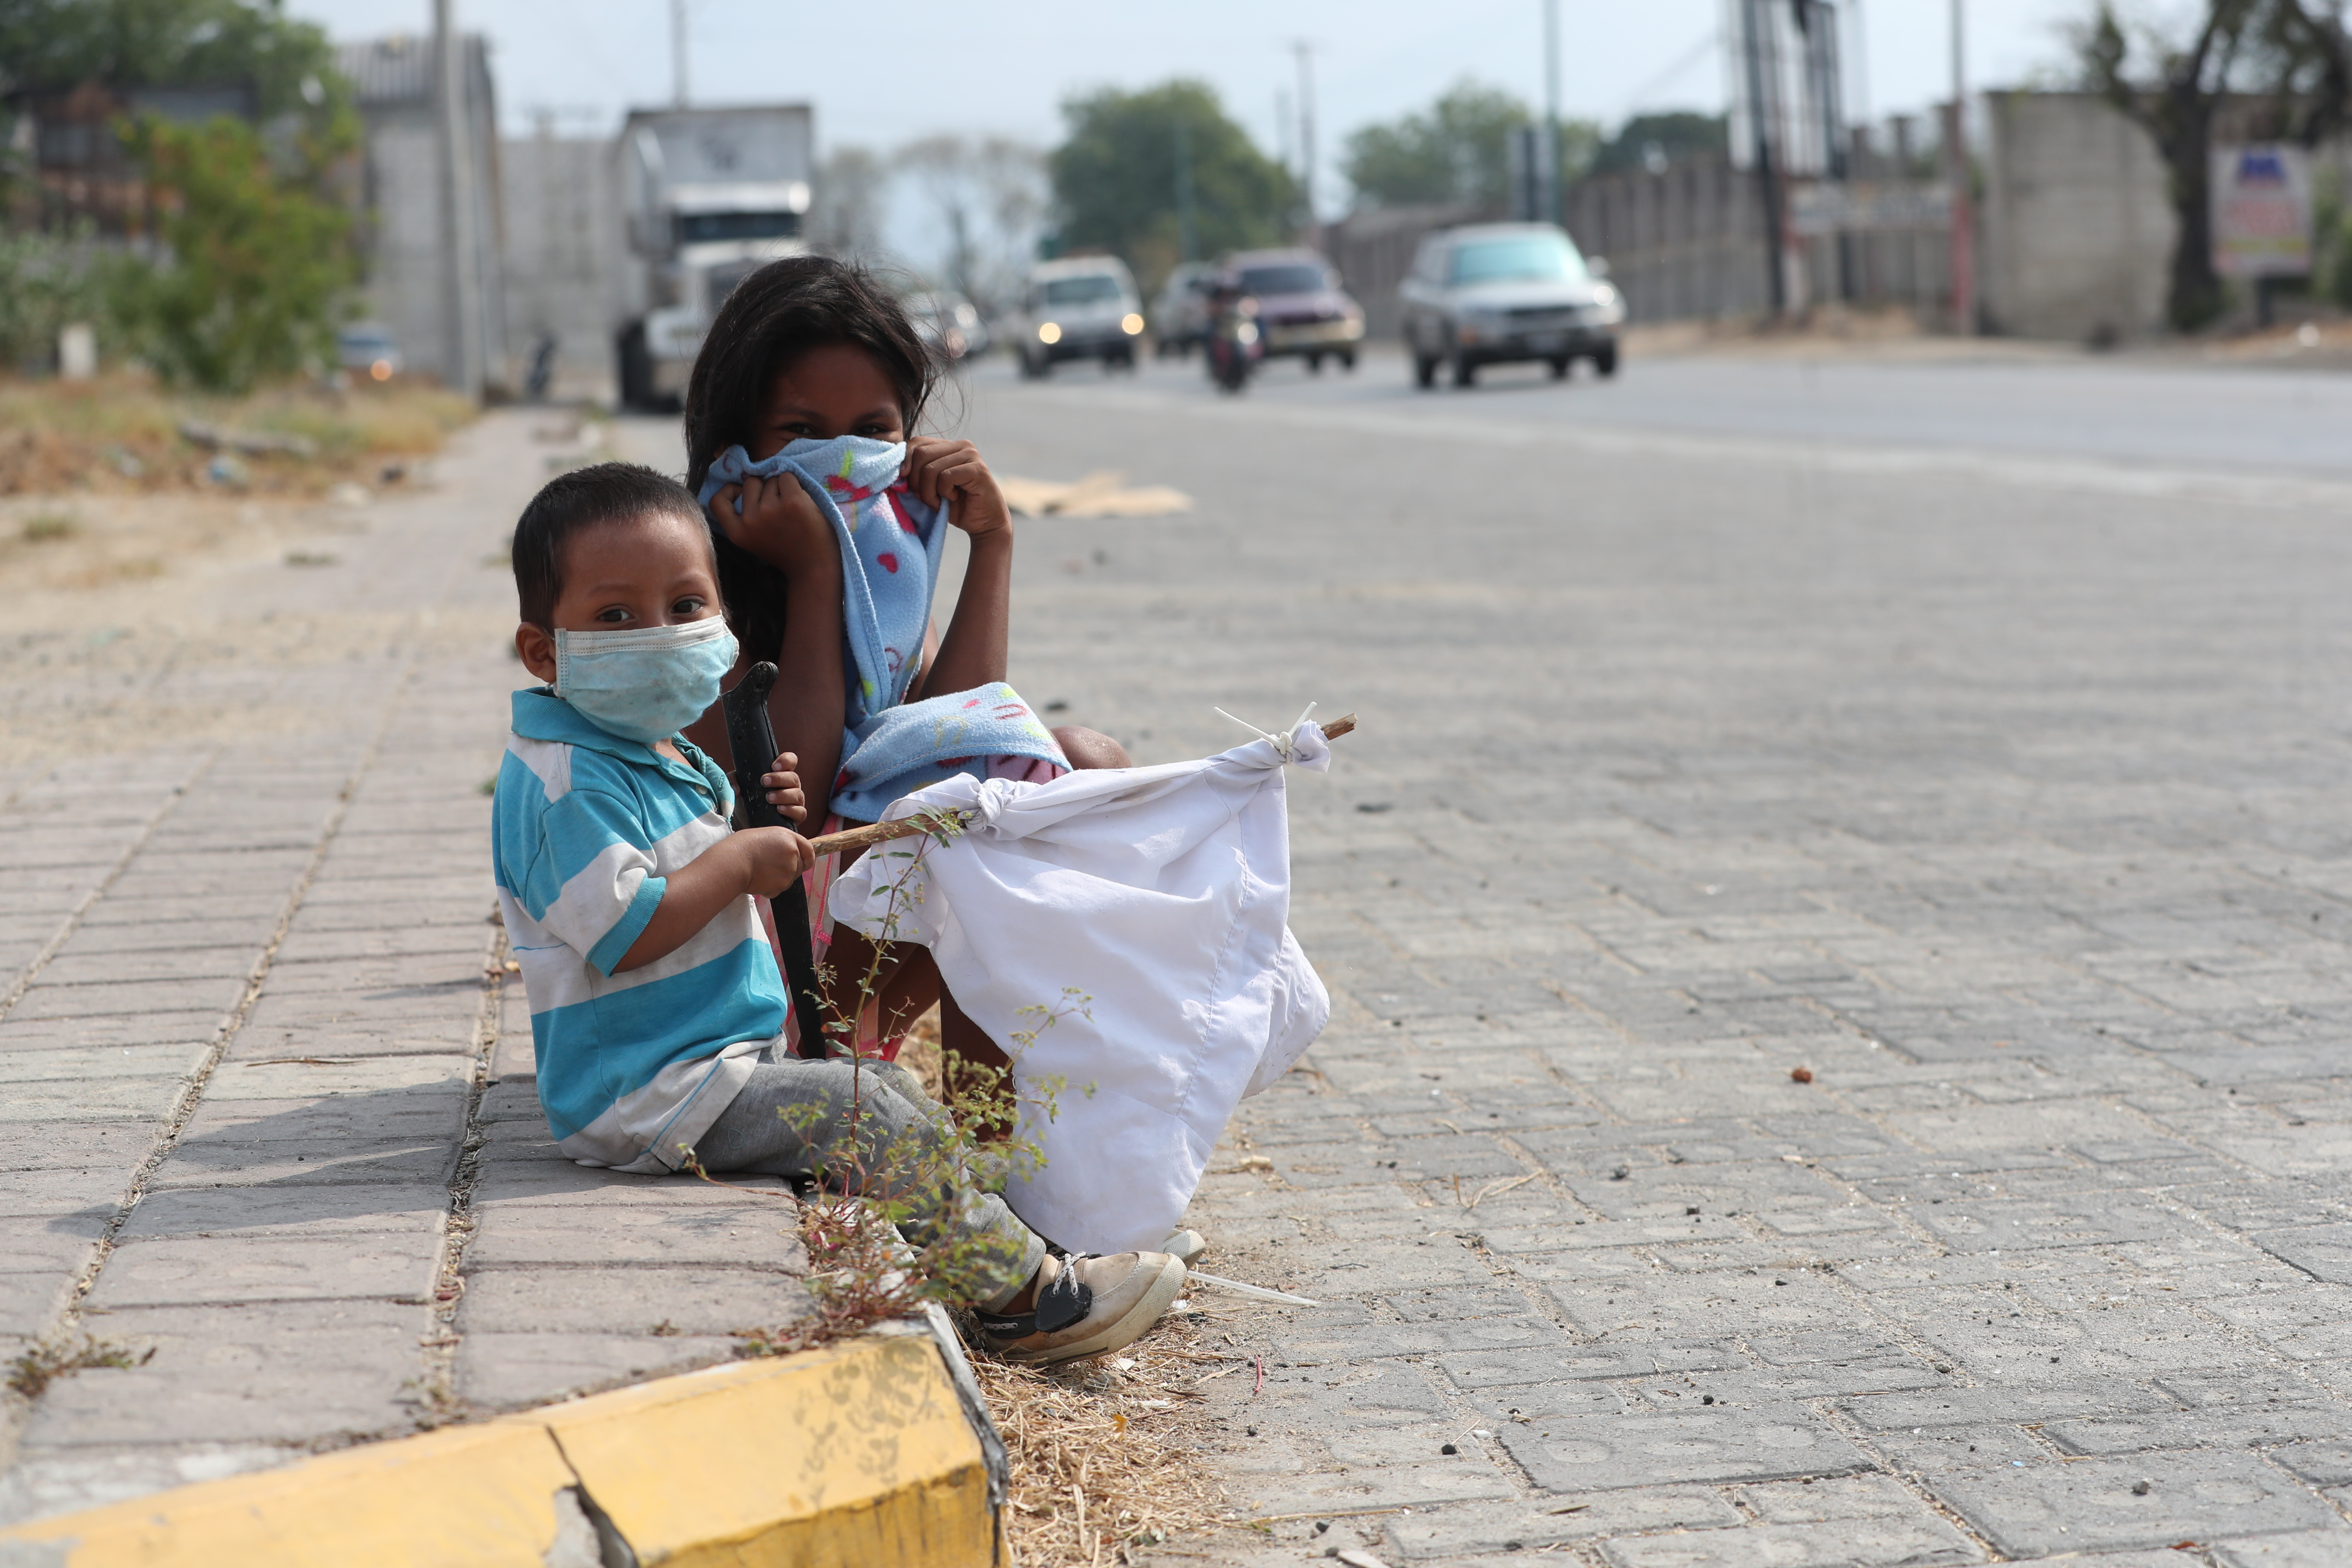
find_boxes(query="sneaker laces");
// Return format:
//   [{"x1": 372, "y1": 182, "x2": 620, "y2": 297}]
[{"x1": 977, "y1": 1254, "x2": 1098, "y2": 1338}]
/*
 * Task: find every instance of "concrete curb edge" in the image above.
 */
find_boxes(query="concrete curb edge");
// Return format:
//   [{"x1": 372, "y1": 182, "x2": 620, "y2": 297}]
[{"x1": 0, "y1": 1332, "x2": 1001, "y2": 1566}]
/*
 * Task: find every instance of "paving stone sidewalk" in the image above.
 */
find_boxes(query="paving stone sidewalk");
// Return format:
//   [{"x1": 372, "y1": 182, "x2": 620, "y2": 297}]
[
  {"x1": 0, "y1": 413, "x2": 809, "y2": 1525},
  {"x1": 964, "y1": 368, "x2": 2352, "y2": 1567}
]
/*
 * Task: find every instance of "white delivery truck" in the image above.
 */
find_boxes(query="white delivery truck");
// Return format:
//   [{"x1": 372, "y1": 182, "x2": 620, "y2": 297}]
[{"x1": 615, "y1": 104, "x2": 814, "y2": 409}]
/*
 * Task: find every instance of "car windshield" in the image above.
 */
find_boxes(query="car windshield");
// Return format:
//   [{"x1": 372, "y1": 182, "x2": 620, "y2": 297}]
[
  {"x1": 1237, "y1": 263, "x2": 1328, "y2": 295},
  {"x1": 1043, "y1": 274, "x2": 1124, "y2": 306},
  {"x1": 674, "y1": 210, "x2": 802, "y2": 244},
  {"x1": 1448, "y1": 233, "x2": 1586, "y2": 285}
]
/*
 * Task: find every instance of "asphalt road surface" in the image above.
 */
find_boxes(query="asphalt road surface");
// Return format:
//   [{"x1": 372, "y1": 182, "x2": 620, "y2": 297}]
[
  {"x1": 947, "y1": 345, "x2": 2352, "y2": 1565},
  {"x1": 989, "y1": 339, "x2": 2352, "y2": 481}
]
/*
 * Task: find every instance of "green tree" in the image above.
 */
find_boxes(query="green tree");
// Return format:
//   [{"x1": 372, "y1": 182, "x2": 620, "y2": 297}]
[
  {"x1": 1339, "y1": 80, "x2": 1599, "y2": 211},
  {"x1": 0, "y1": 0, "x2": 346, "y2": 122},
  {"x1": 2079, "y1": 0, "x2": 2351, "y2": 331},
  {"x1": 1049, "y1": 80, "x2": 1292, "y2": 291},
  {"x1": 118, "y1": 113, "x2": 356, "y2": 390},
  {"x1": 0, "y1": 0, "x2": 360, "y2": 385},
  {"x1": 1590, "y1": 111, "x2": 1728, "y2": 177}
]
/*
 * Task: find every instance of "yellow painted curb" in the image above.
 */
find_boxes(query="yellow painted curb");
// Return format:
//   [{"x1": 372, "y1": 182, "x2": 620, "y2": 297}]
[{"x1": 0, "y1": 1334, "x2": 998, "y2": 1567}]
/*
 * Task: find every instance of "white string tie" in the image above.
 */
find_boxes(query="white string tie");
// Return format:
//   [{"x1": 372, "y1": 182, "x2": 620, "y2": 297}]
[{"x1": 1213, "y1": 701, "x2": 1319, "y2": 762}]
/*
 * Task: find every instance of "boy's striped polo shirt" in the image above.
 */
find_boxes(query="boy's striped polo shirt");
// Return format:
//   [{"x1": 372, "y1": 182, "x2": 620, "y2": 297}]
[{"x1": 491, "y1": 687, "x2": 787, "y2": 1173}]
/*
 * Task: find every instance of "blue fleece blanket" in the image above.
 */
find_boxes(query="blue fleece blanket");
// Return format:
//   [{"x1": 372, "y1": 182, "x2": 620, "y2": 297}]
[
  {"x1": 699, "y1": 436, "x2": 1066, "y2": 821},
  {"x1": 833, "y1": 683, "x2": 1064, "y2": 823}
]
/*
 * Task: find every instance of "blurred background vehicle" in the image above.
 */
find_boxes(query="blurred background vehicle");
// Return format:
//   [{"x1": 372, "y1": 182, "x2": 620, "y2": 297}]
[
  {"x1": 906, "y1": 290, "x2": 991, "y2": 362},
  {"x1": 1400, "y1": 222, "x2": 1623, "y2": 389},
  {"x1": 1218, "y1": 249, "x2": 1364, "y2": 372},
  {"x1": 1011, "y1": 257, "x2": 1145, "y2": 377},
  {"x1": 1203, "y1": 273, "x2": 1264, "y2": 393},
  {"x1": 337, "y1": 323, "x2": 403, "y2": 383},
  {"x1": 1150, "y1": 261, "x2": 1215, "y2": 358},
  {"x1": 615, "y1": 105, "x2": 813, "y2": 410}
]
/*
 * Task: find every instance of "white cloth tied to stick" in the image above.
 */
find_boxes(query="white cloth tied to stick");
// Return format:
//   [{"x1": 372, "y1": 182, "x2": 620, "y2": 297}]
[{"x1": 828, "y1": 720, "x2": 1333, "y2": 1254}]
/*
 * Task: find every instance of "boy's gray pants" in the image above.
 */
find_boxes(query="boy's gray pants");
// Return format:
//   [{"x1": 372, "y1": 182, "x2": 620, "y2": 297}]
[{"x1": 691, "y1": 1055, "x2": 1046, "y2": 1310}]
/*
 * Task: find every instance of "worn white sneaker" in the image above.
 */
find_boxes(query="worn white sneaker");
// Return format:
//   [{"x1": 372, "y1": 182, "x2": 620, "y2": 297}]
[
  {"x1": 973, "y1": 1251, "x2": 1187, "y2": 1365},
  {"x1": 1161, "y1": 1228, "x2": 1207, "y2": 1267}
]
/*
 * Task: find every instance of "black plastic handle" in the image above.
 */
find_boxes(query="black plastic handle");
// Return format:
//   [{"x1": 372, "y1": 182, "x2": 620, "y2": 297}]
[{"x1": 721, "y1": 662, "x2": 827, "y2": 1060}]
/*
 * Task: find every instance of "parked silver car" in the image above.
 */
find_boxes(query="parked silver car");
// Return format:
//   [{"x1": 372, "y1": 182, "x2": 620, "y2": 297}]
[{"x1": 1398, "y1": 222, "x2": 1623, "y2": 388}]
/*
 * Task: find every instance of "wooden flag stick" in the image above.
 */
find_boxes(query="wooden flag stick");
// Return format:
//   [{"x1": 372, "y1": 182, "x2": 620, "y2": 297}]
[{"x1": 801, "y1": 712, "x2": 1357, "y2": 860}]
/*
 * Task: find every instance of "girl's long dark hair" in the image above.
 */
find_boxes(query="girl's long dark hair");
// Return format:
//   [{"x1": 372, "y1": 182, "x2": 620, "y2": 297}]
[{"x1": 682, "y1": 256, "x2": 939, "y2": 664}]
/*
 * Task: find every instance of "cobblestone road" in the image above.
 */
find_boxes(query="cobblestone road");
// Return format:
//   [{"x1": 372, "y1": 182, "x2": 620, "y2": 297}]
[{"x1": 962, "y1": 358, "x2": 2352, "y2": 1566}]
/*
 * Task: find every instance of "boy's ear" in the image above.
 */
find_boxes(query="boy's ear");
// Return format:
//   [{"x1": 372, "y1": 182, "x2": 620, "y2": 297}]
[{"x1": 516, "y1": 623, "x2": 558, "y2": 685}]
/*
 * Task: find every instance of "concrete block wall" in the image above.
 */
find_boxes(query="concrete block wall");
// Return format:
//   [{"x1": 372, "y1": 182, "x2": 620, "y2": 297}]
[
  {"x1": 1980, "y1": 91, "x2": 2173, "y2": 343},
  {"x1": 499, "y1": 136, "x2": 622, "y2": 404},
  {"x1": 341, "y1": 35, "x2": 507, "y2": 395},
  {"x1": 1571, "y1": 158, "x2": 1771, "y2": 323},
  {"x1": 361, "y1": 118, "x2": 456, "y2": 383}
]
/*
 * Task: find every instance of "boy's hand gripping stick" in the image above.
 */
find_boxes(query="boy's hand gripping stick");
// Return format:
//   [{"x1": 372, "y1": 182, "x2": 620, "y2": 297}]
[{"x1": 722, "y1": 662, "x2": 827, "y2": 1061}]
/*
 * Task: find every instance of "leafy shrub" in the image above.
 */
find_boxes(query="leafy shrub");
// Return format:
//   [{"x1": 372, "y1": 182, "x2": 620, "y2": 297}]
[{"x1": 116, "y1": 113, "x2": 358, "y2": 392}]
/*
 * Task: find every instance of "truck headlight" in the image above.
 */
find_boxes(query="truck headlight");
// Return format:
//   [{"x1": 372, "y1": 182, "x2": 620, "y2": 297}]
[{"x1": 1038, "y1": 322, "x2": 1061, "y2": 345}]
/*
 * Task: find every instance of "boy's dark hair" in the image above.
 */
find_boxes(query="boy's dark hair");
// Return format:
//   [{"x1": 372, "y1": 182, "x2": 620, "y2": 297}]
[
  {"x1": 681, "y1": 256, "x2": 939, "y2": 662},
  {"x1": 511, "y1": 462, "x2": 708, "y2": 627}
]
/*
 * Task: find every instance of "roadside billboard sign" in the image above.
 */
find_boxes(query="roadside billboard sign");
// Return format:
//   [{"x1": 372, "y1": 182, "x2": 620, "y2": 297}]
[{"x1": 2211, "y1": 144, "x2": 2312, "y2": 279}]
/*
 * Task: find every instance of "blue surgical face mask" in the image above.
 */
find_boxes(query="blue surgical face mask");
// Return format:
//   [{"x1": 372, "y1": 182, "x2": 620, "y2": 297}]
[{"x1": 552, "y1": 618, "x2": 739, "y2": 745}]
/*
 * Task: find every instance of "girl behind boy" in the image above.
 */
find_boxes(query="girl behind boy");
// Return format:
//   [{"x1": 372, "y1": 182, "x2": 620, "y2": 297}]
[{"x1": 678, "y1": 259, "x2": 1125, "y2": 1092}]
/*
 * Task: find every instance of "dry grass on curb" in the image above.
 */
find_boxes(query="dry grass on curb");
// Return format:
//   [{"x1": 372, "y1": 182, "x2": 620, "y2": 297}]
[
  {"x1": 733, "y1": 1008, "x2": 1245, "y2": 1564},
  {"x1": 977, "y1": 1307, "x2": 1244, "y2": 1568},
  {"x1": 0, "y1": 373, "x2": 474, "y2": 498},
  {"x1": 900, "y1": 1006, "x2": 1241, "y2": 1564}
]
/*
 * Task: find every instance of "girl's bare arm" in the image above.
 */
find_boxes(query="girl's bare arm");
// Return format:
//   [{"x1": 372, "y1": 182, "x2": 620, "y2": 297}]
[{"x1": 903, "y1": 438, "x2": 1011, "y2": 696}]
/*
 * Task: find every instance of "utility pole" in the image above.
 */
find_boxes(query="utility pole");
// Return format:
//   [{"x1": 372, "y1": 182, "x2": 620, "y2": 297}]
[
  {"x1": 671, "y1": 0, "x2": 689, "y2": 109},
  {"x1": 1738, "y1": 0, "x2": 1786, "y2": 315},
  {"x1": 1293, "y1": 41, "x2": 1318, "y2": 249},
  {"x1": 433, "y1": 0, "x2": 484, "y2": 400},
  {"x1": 1175, "y1": 119, "x2": 1199, "y2": 264},
  {"x1": 1947, "y1": 0, "x2": 1975, "y2": 333},
  {"x1": 1543, "y1": 0, "x2": 1561, "y2": 224}
]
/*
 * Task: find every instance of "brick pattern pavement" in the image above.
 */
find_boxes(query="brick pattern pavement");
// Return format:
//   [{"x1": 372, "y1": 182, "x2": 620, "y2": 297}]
[
  {"x1": 14, "y1": 368, "x2": 2352, "y2": 1565},
  {"x1": 969, "y1": 371, "x2": 2352, "y2": 1565}
]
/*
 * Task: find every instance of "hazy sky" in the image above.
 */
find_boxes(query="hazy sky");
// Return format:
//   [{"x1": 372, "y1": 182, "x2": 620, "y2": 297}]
[{"x1": 292, "y1": 0, "x2": 2082, "y2": 188}]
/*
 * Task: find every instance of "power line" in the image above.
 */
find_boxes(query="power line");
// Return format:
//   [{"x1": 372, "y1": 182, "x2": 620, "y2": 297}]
[{"x1": 1620, "y1": 28, "x2": 1722, "y2": 117}]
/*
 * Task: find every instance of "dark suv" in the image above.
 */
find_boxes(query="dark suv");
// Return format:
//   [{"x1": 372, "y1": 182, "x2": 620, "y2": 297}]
[
  {"x1": 1398, "y1": 223, "x2": 1625, "y2": 388},
  {"x1": 1217, "y1": 249, "x2": 1365, "y2": 371}
]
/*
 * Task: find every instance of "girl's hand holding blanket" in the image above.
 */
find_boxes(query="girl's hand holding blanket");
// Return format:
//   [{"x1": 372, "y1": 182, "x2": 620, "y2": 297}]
[
  {"x1": 902, "y1": 438, "x2": 1011, "y2": 542},
  {"x1": 707, "y1": 471, "x2": 840, "y2": 579}
]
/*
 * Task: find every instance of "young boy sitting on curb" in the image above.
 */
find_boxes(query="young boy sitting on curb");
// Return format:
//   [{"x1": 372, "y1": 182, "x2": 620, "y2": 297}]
[{"x1": 492, "y1": 461, "x2": 1185, "y2": 1363}]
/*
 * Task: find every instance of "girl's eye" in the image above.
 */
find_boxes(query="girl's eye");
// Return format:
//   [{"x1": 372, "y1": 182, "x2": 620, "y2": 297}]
[
  {"x1": 595, "y1": 606, "x2": 632, "y2": 623},
  {"x1": 672, "y1": 596, "x2": 706, "y2": 616}
]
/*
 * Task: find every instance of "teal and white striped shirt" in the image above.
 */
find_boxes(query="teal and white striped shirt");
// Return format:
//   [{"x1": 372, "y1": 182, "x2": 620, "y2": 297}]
[{"x1": 491, "y1": 688, "x2": 785, "y2": 1172}]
